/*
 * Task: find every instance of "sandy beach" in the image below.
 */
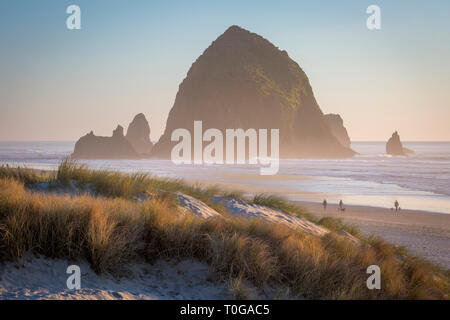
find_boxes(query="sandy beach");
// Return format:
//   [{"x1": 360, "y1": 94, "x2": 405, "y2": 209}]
[{"x1": 297, "y1": 202, "x2": 450, "y2": 269}]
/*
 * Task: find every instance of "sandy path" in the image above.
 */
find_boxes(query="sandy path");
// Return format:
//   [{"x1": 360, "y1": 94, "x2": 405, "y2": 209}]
[{"x1": 298, "y1": 202, "x2": 450, "y2": 269}]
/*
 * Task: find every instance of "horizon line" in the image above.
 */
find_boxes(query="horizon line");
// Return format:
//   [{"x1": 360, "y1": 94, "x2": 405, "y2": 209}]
[{"x1": 1, "y1": 140, "x2": 450, "y2": 143}]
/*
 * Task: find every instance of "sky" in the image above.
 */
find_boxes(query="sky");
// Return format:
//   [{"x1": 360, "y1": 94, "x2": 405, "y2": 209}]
[{"x1": 0, "y1": 0, "x2": 449, "y2": 142}]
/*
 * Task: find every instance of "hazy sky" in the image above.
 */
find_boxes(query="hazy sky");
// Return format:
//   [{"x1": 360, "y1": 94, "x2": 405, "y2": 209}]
[{"x1": 1, "y1": 0, "x2": 449, "y2": 142}]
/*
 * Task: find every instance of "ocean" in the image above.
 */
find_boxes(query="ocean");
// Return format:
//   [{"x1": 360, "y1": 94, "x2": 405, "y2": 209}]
[{"x1": 1, "y1": 141, "x2": 449, "y2": 214}]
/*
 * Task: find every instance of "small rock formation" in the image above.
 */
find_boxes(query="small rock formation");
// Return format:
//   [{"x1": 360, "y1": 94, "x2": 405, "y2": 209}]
[
  {"x1": 324, "y1": 114, "x2": 351, "y2": 148},
  {"x1": 72, "y1": 114, "x2": 154, "y2": 159},
  {"x1": 386, "y1": 131, "x2": 414, "y2": 156},
  {"x1": 151, "y1": 25, "x2": 355, "y2": 159},
  {"x1": 403, "y1": 147, "x2": 415, "y2": 155},
  {"x1": 72, "y1": 125, "x2": 140, "y2": 159},
  {"x1": 126, "y1": 113, "x2": 153, "y2": 154}
]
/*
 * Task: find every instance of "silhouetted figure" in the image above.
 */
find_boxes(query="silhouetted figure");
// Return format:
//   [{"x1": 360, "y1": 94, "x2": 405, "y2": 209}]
[
  {"x1": 339, "y1": 200, "x2": 345, "y2": 212},
  {"x1": 322, "y1": 200, "x2": 327, "y2": 211},
  {"x1": 394, "y1": 200, "x2": 399, "y2": 212}
]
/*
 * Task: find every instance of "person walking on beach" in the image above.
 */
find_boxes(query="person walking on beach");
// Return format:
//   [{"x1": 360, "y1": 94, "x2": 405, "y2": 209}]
[
  {"x1": 339, "y1": 200, "x2": 344, "y2": 212},
  {"x1": 394, "y1": 200, "x2": 399, "y2": 212},
  {"x1": 322, "y1": 199, "x2": 327, "y2": 211}
]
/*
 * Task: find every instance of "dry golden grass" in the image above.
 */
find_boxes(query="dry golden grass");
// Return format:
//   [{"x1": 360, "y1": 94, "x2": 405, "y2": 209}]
[
  {"x1": 0, "y1": 166, "x2": 449, "y2": 300},
  {"x1": 0, "y1": 165, "x2": 53, "y2": 185},
  {"x1": 253, "y1": 193, "x2": 318, "y2": 222},
  {"x1": 228, "y1": 274, "x2": 256, "y2": 299},
  {"x1": 318, "y1": 216, "x2": 361, "y2": 237}
]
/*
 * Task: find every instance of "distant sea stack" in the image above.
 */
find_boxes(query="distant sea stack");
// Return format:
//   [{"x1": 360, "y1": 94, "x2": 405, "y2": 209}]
[
  {"x1": 324, "y1": 114, "x2": 351, "y2": 148},
  {"x1": 386, "y1": 131, "x2": 414, "y2": 156},
  {"x1": 72, "y1": 125, "x2": 139, "y2": 159},
  {"x1": 126, "y1": 113, "x2": 153, "y2": 154},
  {"x1": 151, "y1": 25, "x2": 355, "y2": 159},
  {"x1": 72, "y1": 114, "x2": 152, "y2": 159}
]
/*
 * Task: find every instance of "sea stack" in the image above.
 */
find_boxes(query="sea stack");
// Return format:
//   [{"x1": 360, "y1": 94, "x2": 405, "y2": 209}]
[
  {"x1": 72, "y1": 125, "x2": 140, "y2": 159},
  {"x1": 151, "y1": 25, "x2": 355, "y2": 159},
  {"x1": 324, "y1": 114, "x2": 351, "y2": 148},
  {"x1": 126, "y1": 113, "x2": 153, "y2": 154},
  {"x1": 386, "y1": 131, "x2": 414, "y2": 156}
]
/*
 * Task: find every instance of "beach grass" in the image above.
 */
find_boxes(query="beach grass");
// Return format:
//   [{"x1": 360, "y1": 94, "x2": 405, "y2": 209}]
[
  {"x1": 0, "y1": 164, "x2": 54, "y2": 185},
  {"x1": 253, "y1": 193, "x2": 318, "y2": 221},
  {"x1": 0, "y1": 162, "x2": 448, "y2": 299},
  {"x1": 318, "y1": 217, "x2": 361, "y2": 238}
]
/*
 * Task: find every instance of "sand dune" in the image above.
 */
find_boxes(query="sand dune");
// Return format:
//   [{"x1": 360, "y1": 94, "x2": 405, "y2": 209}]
[
  {"x1": 0, "y1": 256, "x2": 231, "y2": 300},
  {"x1": 215, "y1": 197, "x2": 329, "y2": 237},
  {"x1": 176, "y1": 192, "x2": 328, "y2": 236}
]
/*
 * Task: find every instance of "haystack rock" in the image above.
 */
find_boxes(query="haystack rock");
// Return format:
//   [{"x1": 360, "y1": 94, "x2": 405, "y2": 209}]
[
  {"x1": 324, "y1": 114, "x2": 351, "y2": 148},
  {"x1": 151, "y1": 25, "x2": 355, "y2": 159},
  {"x1": 126, "y1": 113, "x2": 153, "y2": 154},
  {"x1": 386, "y1": 131, "x2": 414, "y2": 156},
  {"x1": 72, "y1": 125, "x2": 139, "y2": 159}
]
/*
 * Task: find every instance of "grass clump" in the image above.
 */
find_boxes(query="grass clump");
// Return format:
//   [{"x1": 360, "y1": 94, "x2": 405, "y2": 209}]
[
  {"x1": 0, "y1": 165, "x2": 53, "y2": 185},
  {"x1": 54, "y1": 159, "x2": 241, "y2": 216},
  {"x1": 55, "y1": 159, "x2": 228, "y2": 204},
  {"x1": 253, "y1": 193, "x2": 317, "y2": 221},
  {"x1": 228, "y1": 274, "x2": 256, "y2": 300},
  {"x1": 318, "y1": 217, "x2": 360, "y2": 238},
  {"x1": 56, "y1": 158, "x2": 155, "y2": 198}
]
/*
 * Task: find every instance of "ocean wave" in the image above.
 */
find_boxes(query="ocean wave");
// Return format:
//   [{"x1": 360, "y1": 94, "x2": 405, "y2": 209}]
[{"x1": 1, "y1": 141, "x2": 450, "y2": 197}]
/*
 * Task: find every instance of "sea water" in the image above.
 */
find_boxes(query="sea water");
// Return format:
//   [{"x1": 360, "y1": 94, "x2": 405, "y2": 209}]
[{"x1": 1, "y1": 141, "x2": 449, "y2": 214}]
